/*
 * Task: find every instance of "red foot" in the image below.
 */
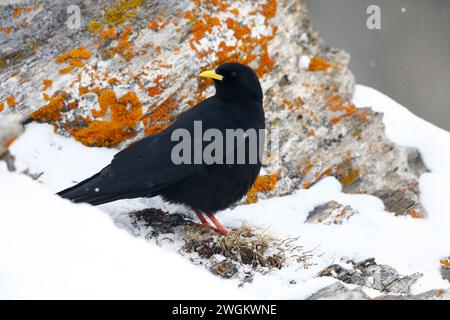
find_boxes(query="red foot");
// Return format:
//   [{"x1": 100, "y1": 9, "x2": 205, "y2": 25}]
[
  {"x1": 191, "y1": 208, "x2": 232, "y2": 236},
  {"x1": 206, "y1": 212, "x2": 230, "y2": 236},
  {"x1": 193, "y1": 208, "x2": 211, "y2": 227}
]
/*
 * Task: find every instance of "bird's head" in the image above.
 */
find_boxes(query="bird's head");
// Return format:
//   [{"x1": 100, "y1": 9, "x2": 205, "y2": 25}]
[{"x1": 199, "y1": 63, "x2": 263, "y2": 103}]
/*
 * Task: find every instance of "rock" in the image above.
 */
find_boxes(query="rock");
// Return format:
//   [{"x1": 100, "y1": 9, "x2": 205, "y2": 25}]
[
  {"x1": 130, "y1": 208, "x2": 192, "y2": 237},
  {"x1": 306, "y1": 201, "x2": 357, "y2": 225},
  {"x1": 210, "y1": 259, "x2": 239, "y2": 279},
  {"x1": 307, "y1": 282, "x2": 450, "y2": 300},
  {"x1": 0, "y1": 1, "x2": 428, "y2": 215},
  {"x1": 306, "y1": 282, "x2": 369, "y2": 300},
  {"x1": 0, "y1": 113, "x2": 24, "y2": 171},
  {"x1": 317, "y1": 258, "x2": 423, "y2": 294},
  {"x1": 379, "y1": 288, "x2": 450, "y2": 300},
  {"x1": 441, "y1": 258, "x2": 450, "y2": 282}
]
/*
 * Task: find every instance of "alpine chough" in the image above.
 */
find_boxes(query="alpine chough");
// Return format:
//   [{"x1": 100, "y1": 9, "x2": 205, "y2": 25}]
[{"x1": 58, "y1": 63, "x2": 265, "y2": 235}]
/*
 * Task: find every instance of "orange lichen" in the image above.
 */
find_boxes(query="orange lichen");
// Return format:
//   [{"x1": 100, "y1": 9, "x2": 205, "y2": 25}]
[
  {"x1": 55, "y1": 46, "x2": 91, "y2": 74},
  {"x1": 113, "y1": 25, "x2": 135, "y2": 60},
  {"x1": 186, "y1": 5, "x2": 278, "y2": 79},
  {"x1": 101, "y1": 27, "x2": 117, "y2": 40},
  {"x1": 67, "y1": 100, "x2": 79, "y2": 110},
  {"x1": 148, "y1": 15, "x2": 172, "y2": 32},
  {"x1": 13, "y1": 6, "x2": 32, "y2": 17},
  {"x1": 281, "y1": 97, "x2": 302, "y2": 110},
  {"x1": 408, "y1": 210, "x2": 424, "y2": 219},
  {"x1": 262, "y1": 0, "x2": 277, "y2": 19},
  {"x1": 43, "y1": 79, "x2": 53, "y2": 91},
  {"x1": 3, "y1": 135, "x2": 17, "y2": 149},
  {"x1": 1, "y1": 25, "x2": 13, "y2": 33},
  {"x1": 309, "y1": 56, "x2": 333, "y2": 71},
  {"x1": 149, "y1": 20, "x2": 159, "y2": 31},
  {"x1": 302, "y1": 155, "x2": 359, "y2": 190},
  {"x1": 58, "y1": 66, "x2": 77, "y2": 74},
  {"x1": 327, "y1": 96, "x2": 356, "y2": 113},
  {"x1": 184, "y1": 10, "x2": 194, "y2": 20},
  {"x1": 189, "y1": 13, "x2": 221, "y2": 52},
  {"x1": 55, "y1": 46, "x2": 91, "y2": 64},
  {"x1": 441, "y1": 258, "x2": 450, "y2": 268},
  {"x1": 142, "y1": 95, "x2": 177, "y2": 135},
  {"x1": 70, "y1": 90, "x2": 142, "y2": 147},
  {"x1": 28, "y1": 92, "x2": 67, "y2": 122},
  {"x1": 0, "y1": 102, "x2": 4, "y2": 111},
  {"x1": 78, "y1": 87, "x2": 89, "y2": 95},
  {"x1": 148, "y1": 86, "x2": 163, "y2": 97},
  {"x1": 220, "y1": 16, "x2": 277, "y2": 77},
  {"x1": 246, "y1": 173, "x2": 278, "y2": 204},
  {"x1": 337, "y1": 167, "x2": 360, "y2": 186},
  {"x1": 6, "y1": 96, "x2": 16, "y2": 107},
  {"x1": 147, "y1": 75, "x2": 167, "y2": 97},
  {"x1": 107, "y1": 77, "x2": 120, "y2": 86},
  {"x1": 327, "y1": 95, "x2": 357, "y2": 125}
]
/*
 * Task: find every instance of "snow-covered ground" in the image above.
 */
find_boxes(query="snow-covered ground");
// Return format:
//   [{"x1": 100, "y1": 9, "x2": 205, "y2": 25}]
[{"x1": 1, "y1": 85, "x2": 449, "y2": 299}]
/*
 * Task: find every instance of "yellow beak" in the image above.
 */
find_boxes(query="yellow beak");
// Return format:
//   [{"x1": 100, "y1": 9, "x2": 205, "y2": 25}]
[{"x1": 199, "y1": 69, "x2": 224, "y2": 81}]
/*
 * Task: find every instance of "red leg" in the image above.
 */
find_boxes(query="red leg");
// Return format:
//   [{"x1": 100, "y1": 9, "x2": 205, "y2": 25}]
[
  {"x1": 206, "y1": 212, "x2": 230, "y2": 236},
  {"x1": 193, "y1": 208, "x2": 211, "y2": 227}
]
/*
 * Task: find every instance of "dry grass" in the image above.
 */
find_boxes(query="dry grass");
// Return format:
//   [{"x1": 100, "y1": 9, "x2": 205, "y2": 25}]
[{"x1": 182, "y1": 224, "x2": 309, "y2": 270}]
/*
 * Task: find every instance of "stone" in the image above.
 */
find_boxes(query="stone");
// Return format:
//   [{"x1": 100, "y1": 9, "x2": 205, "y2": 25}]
[
  {"x1": 130, "y1": 208, "x2": 192, "y2": 237},
  {"x1": 306, "y1": 282, "x2": 369, "y2": 300},
  {"x1": 317, "y1": 258, "x2": 423, "y2": 295},
  {"x1": 307, "y1": 282, "x2": 450, "y2": 300},
  {"x1": 306, "y1": 201, "x2": 357, "y2": 224},
  {"x1": 210, "y1": 259, "x2": 239, "y2": 279},
  {"x1": 379, "y1": 288, "x2": 450, "y2": 300},
  {"x1": 0, "y1": 113, "x2": 24, "y2": 170},
  {"x1": 441, "y1": 257, "x2": 450, "y2": 282}
]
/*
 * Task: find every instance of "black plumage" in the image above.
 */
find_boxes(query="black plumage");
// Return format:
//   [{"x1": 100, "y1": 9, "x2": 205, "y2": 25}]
[{"x1": 58, "y1": 63, "x2": 265, "y2": 233}]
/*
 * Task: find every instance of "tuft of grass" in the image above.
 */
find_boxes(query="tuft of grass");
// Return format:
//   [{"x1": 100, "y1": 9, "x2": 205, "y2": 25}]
[{"x1": 182, "y1": 225, "x2": 308, "y2": 270}]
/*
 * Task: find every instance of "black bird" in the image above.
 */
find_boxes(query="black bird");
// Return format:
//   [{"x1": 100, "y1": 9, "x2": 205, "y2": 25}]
[{"x1": 58, "y1": 62, "x2": 265, "y2": 235}]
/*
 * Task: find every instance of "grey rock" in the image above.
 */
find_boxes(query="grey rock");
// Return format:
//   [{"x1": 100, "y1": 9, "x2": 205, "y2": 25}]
[
  {"x1": 130, "y1": 208, "x2": 192, "y2": 237},
  {"x1": 0, "y1": 113, "x2": 24, "y2": 170},
  {"x1": 307, "y1": 282, "x2": 450, "y2": 300},
  {"x1": 306, "y1": 201, "x2": 357, "y2": 225},
  {"x1": 306, "y1": 282, "x2": 369, "y2": 300},
  {"x1": 380, "y1": 288, "x2": 450, "y2": 300},
  {"x1": 210, "y1": 259, "x2": 239, "y2": 279},
  {"x1": 317, "y1": 258, "x2": 423, "y2": 294},
  {"x1": 441, "y1": 258, "x2": 450, "y2": 282}
]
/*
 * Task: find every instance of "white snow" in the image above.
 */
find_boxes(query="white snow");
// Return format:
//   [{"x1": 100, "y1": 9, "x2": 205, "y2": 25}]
[
  {"x1": 299, "y1": 55, "x2": 311, "y2": 70},
  {"x1": 0, "y1": 171, "x2": 246, "y2": 300},
  {"x1": 1, "y1": 85, "x2": 449, "y2": 299}
]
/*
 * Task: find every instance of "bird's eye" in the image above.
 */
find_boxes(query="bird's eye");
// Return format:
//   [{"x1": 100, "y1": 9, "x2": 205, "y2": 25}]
[{"x1": 230, "y1": 72, "x2": 238, "y2": 78}]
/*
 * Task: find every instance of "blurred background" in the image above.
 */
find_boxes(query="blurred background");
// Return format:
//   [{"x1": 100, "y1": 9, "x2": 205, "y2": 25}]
[{"x1": 308, "y1": 0, "x2": 450, "y2": 131}]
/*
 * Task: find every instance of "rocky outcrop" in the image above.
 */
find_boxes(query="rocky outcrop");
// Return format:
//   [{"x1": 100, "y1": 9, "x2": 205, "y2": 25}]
[
  {"x1": 441, "y1": 258, "x2": 450, "y2": 282},
  {"x1": 317, "y1": 258, "x2": 422, "y2": 295},
  {"x1": 306, "y1": 201, "x2": 357, "y2": 225},
  {"x1": 307, "y1": 282, "x2": 450, "y2": 300},
  {"x1": 0, "y1": 0, "x2": 429, "y2": 217},
  {"x1": 0, "y1": 114, "x2": 23, "y2": 171}
]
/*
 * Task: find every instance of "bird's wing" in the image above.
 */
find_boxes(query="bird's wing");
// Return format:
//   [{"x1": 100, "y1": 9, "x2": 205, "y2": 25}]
[{"x1": 106, "y1": 97, "x2": 240, "y2": 195}]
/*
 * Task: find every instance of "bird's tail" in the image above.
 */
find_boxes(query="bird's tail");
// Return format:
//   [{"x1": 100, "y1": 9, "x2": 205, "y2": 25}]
[{"x1": 57, "y1": 166, "x2": 128, "y2": 206}]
